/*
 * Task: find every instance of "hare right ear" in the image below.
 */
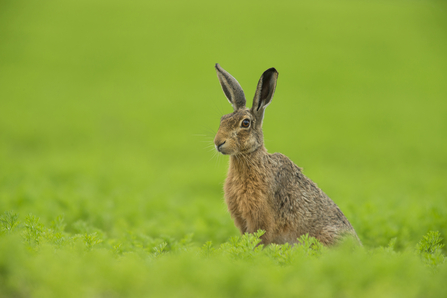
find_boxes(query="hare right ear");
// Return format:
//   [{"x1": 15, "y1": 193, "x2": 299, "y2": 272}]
[
  {"x1": 215, "y1": 64, "x2": 246, "y2": 111},
  {"x1": 251, "y1": 68, "x2": 278, "y2": 126}
]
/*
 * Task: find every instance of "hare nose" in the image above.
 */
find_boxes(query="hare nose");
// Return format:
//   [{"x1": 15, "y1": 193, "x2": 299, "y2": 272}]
[{"x1": 217, "y1": 141, "x2": 226, "y2": 152}]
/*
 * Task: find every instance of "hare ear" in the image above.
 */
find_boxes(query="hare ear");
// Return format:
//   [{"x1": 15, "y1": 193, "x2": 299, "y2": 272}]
[
  {"x1": 215, "y1": 63, "x2": 246, "y2": 111},
  {"x1": 251, "y1": 68, "x2": 278, "y2": 125}
]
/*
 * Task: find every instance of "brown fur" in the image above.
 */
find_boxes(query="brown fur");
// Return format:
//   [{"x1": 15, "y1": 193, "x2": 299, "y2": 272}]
[{"x1": 213, "y1": 64, "x2": 360, "y2": 246}]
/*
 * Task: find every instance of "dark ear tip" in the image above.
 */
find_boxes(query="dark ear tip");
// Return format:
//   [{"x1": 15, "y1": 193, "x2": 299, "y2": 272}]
[
  {"x1": 215, "y1": 63, "x2": 221, "y2": 70},
  {"x1": 265, "y1": 67, "x2": 278, "y2": 76}
]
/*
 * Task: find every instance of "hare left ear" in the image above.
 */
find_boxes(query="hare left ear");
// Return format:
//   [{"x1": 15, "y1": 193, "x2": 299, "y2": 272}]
[
  {"x1": 215, "y1": 64, "x2": 246, "y2": 111},
  {"x1": 251, "y1": 68, "x2": 278, "y2": 126}
]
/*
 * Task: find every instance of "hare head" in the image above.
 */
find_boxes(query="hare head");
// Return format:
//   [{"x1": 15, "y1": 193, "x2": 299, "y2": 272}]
[{"x1": 214, "y1": 64, "x2": 279, "y2": 155}]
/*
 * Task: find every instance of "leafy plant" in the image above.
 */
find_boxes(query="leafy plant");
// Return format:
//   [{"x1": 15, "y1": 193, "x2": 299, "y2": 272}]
[
  {"x1": 416, "y1": 231, "x2": 446, "y2": 267},
  {"x1": 218, "y1": 230, "x2": 265, "y2": 260},
  {"x1": 0, "y1": 211, "x2": 19, "y2": 235},
  {"x1": 22, "y1": 214, "x2": 44, "y2": 247}
]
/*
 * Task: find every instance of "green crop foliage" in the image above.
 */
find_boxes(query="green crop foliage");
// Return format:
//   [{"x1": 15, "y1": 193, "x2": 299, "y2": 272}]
[
  {"x1": 0, "y1": 211, "x2": 19, "y2": 235},
  {"x1": 416, "y1": 231, "x2": 446, "y2": 268},
  {"x1": 1, "y1": 0, "x2": 447, "y2": 296},
  {"x1": 0, "y1": 212, "x2": 446, "y2": 297}
]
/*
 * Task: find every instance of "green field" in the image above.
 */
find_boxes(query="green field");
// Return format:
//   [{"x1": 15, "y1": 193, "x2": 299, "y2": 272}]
[{"x1": 1, "y1": 0, "x2": 447, "y2": 296}]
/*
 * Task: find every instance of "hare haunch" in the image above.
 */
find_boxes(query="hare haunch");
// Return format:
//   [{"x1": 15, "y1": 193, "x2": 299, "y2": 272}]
[{"x1": 213, "y1": 64, "x2": 360, "y2": 246}]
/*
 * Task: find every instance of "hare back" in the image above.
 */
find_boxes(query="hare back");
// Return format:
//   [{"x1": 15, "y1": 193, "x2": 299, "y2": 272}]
[{"x1": 267, "y1": 152, "x2": 358, "y2": 245}]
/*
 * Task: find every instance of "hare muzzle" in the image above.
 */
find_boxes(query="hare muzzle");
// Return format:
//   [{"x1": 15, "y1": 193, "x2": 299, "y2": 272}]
[
  {"x1": 215, "y1": 140, "x2": 226, "y2": 153},
  {"x1": 214, "y1": 133, "x2": 229, "y2": 154}
]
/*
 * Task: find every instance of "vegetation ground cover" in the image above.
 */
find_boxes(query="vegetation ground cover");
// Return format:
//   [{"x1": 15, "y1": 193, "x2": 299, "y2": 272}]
[{"x1": 1, "y1": 0, "x2": 446, "y2": 296}]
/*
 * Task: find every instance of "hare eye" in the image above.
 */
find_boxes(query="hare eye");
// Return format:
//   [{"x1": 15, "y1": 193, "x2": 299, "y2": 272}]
[{"x1": 241, "y1": 119, "x2": 250, "y2": 128}]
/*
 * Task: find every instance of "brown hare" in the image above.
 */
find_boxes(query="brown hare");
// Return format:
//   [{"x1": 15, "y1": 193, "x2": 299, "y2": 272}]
[{"x1": 213, "y1": 64, "x2": 360, "y2": 246}]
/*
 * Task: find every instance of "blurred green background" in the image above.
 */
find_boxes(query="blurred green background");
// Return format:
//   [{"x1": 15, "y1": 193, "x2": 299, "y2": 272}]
[{"x1": 1, "y1": 0, "x2": 447, "y2": 296}]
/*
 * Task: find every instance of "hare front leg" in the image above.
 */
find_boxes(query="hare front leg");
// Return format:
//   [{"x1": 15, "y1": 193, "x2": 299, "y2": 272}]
[
  {"x1": 232, "y1": 214, "x2": 248, "y2": 234},
  {"x1": 246, "y1": 212, "x2": 275, "y2": 245}
]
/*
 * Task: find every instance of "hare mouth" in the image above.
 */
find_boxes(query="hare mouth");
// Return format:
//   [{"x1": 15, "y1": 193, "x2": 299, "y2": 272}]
[{"x1": 216, "y1": 141, "x2": 231, "y2": 155}]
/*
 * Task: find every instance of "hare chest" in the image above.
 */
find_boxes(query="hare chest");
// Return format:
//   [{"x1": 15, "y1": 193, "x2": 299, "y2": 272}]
[{"x1": 224, "y1": 172, "x2": 275, "y2": 235}]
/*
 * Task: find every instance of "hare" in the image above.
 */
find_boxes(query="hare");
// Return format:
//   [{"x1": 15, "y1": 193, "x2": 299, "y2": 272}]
[{"x1": 213, "y1": 64, "x2": 360, "y2": 246}]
